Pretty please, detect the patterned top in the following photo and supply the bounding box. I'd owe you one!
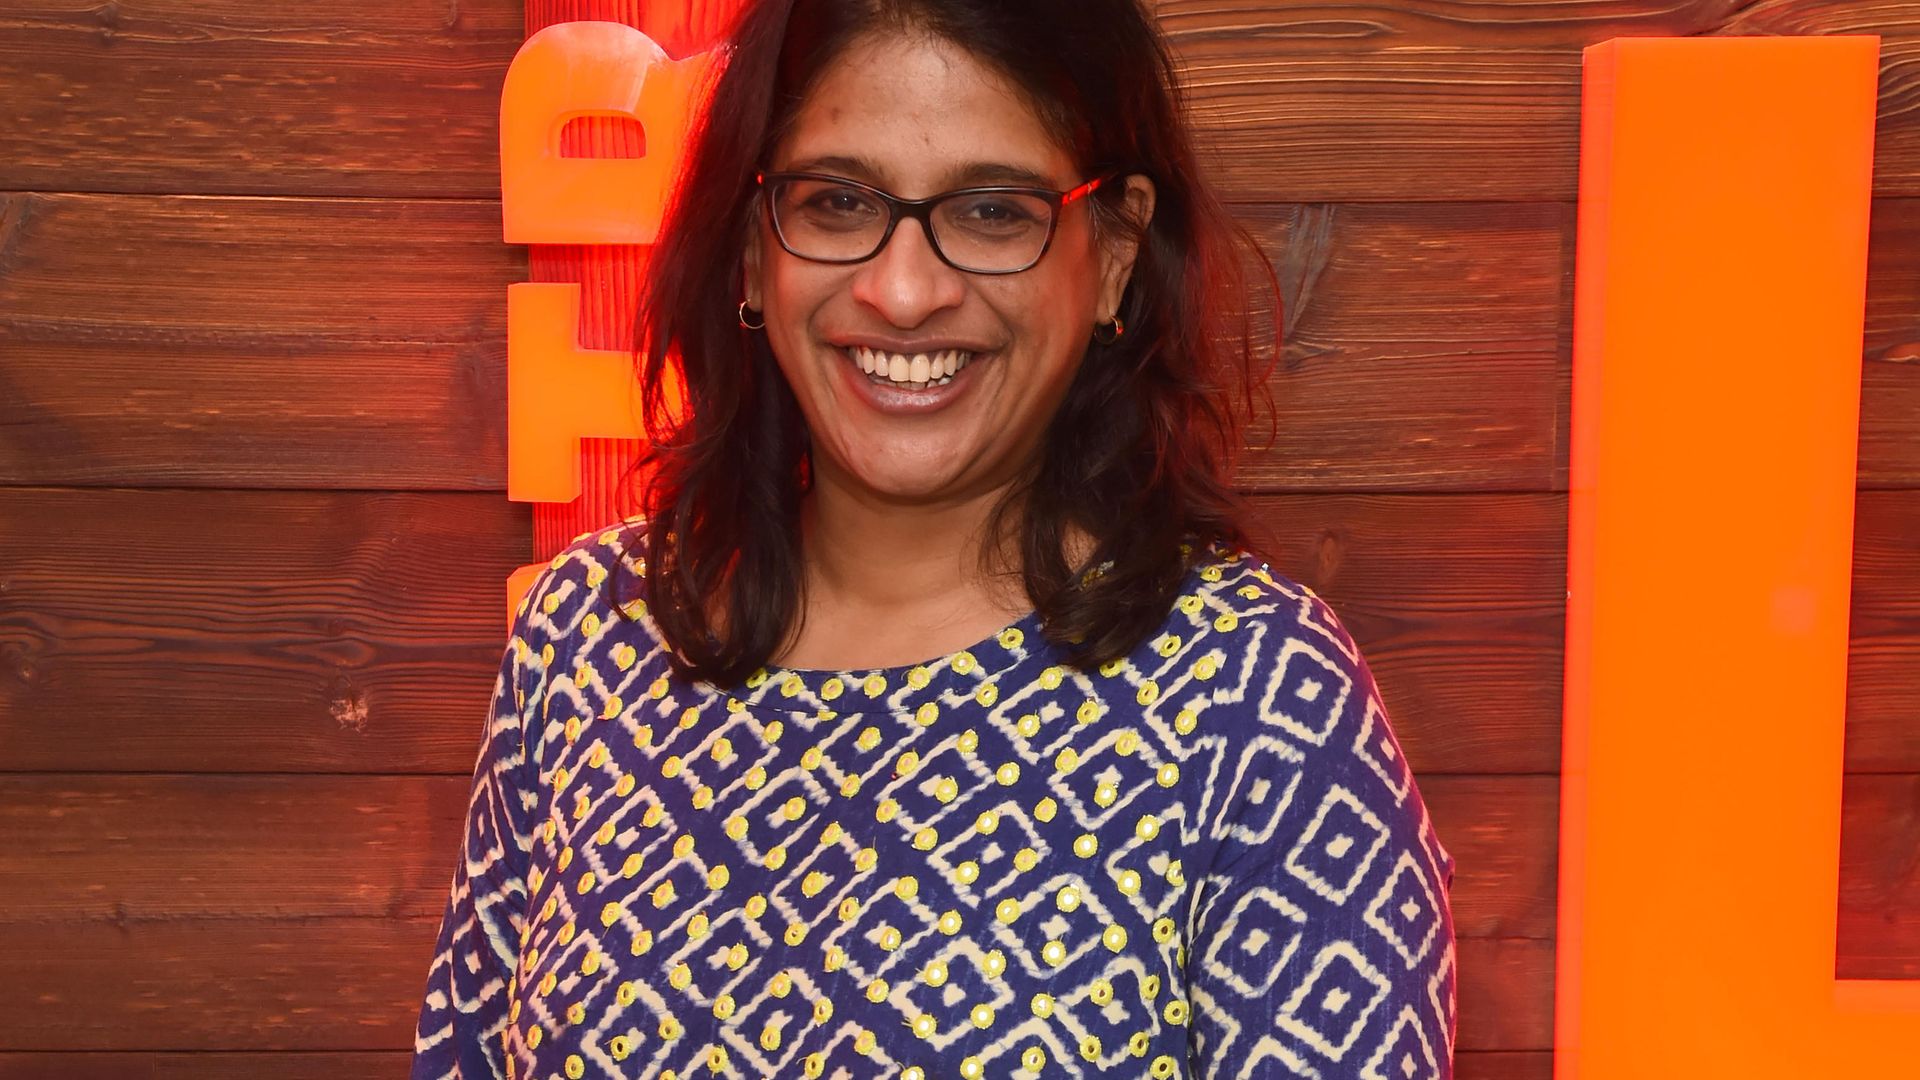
[410,518,1457,1080]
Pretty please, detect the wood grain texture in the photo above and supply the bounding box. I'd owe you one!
[1840,772,1920,979]
[0,923,1546,1051]
[0,770,1911,1048]
[0,1052,1552,1080]
[0,1053,406,1080]
[0,0,526,199]
[4,488,1914,775]
[0,774,1560,940]
[3,1,1916,203]
[4,193,1916,490]
[0,488,533,773]
[0,1053,1559,1076]
[0,192,523,488]
[0,488,1565,773]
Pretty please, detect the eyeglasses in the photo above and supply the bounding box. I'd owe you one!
[755,170,1114,275]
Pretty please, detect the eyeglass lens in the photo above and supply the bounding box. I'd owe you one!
[769,177,1056,272]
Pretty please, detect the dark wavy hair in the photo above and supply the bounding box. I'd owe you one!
[614,0,1281,686]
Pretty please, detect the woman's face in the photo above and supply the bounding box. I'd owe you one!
[744,28,1154,509]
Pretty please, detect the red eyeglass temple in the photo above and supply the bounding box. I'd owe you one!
[1062,176,1104,204]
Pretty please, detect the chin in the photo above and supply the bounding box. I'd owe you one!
[853,468,963,503]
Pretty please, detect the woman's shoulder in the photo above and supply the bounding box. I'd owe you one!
[1161,539,1396,767]
[1172,539,1453,880]
[1169,539,1364,671]
[510,513,654,641]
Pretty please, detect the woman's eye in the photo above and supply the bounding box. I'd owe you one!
[947,196,1042,233]
[805,189,877,216]
[962,200,1029,222]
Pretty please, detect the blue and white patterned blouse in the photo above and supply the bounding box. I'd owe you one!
[410,518,1457,1079]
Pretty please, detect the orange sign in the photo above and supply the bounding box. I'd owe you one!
[497,19,710,613]
[1558,34,1907,1078]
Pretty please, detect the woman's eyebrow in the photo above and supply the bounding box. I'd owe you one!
[780,153,1058,189]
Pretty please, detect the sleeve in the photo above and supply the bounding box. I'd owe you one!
[1185,587,1458,1080]
[409,562,567,1080]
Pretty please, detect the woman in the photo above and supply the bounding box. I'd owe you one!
[412,0,1457,1076]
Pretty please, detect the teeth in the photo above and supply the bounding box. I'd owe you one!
[847,346,976,388]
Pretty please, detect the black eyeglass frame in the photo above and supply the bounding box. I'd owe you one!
[754,169,1118,276]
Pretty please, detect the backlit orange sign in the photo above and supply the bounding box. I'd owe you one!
[1559,34,1907,1078]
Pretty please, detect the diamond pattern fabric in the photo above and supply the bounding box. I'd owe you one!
[410,518,1457,1079]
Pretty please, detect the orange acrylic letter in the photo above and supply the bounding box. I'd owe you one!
[507,282,683,503]
[500,20,717,244]
[1558,34,1910,1079]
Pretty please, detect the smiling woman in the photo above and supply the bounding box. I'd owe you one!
[408,2,1458,1078]
[627,0,1274,680]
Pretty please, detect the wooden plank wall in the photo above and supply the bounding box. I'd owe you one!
[1,1,1914,1076]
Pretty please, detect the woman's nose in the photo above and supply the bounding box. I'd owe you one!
[848,218,967,326]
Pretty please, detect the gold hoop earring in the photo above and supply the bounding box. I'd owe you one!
[1092,314,1124,346]
[738,300,765,330]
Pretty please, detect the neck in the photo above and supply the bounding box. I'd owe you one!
[797,461,1031,625]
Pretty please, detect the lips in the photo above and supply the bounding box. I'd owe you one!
[826,340,989,417]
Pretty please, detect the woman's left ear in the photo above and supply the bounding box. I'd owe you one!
[1096,174,1157,321]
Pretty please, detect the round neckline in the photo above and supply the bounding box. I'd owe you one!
[699,602,1059,719]
[656,531,1244,720]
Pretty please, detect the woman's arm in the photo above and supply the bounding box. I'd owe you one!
[1185,588,1458,1079]
[409,562,567,1080]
